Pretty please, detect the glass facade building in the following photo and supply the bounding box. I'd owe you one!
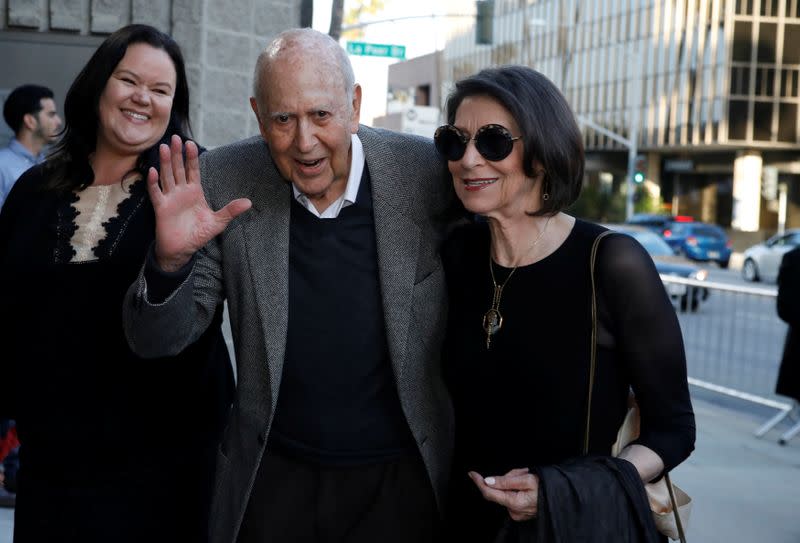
[438,0,800,232]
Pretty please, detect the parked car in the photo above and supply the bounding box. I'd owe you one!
[741,229,800,282]
[605,224,710,312]
[661,221,732,268]
[625,213,694,233]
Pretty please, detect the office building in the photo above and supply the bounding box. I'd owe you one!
[438,0,800,233]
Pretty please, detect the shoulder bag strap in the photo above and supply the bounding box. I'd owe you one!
[584,229,688,543]
[583,230,615,455]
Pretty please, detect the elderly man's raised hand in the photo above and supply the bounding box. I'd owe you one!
[147,135,252,272]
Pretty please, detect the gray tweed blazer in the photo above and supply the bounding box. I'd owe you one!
[123,125,455,543]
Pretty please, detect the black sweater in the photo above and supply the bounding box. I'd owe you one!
[0,165,233,542]
[268,168,415,465]
[442,219,694,541]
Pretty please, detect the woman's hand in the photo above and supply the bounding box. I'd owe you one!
[147,135,252,272]
[617,443,665,483]
[468,467,539,521]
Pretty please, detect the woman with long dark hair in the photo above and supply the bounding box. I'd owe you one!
[0,24,232,542]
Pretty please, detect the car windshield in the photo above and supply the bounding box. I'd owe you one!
[625,230,675,256]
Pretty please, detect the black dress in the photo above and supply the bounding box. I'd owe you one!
[0,166,234,543]
[442,219,695,541]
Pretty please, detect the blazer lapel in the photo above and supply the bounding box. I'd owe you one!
[241,152,291,409]
[360,127,421,383]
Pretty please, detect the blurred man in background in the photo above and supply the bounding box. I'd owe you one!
[0,84,62,209]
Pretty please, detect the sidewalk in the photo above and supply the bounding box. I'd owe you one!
[673,389,800,543]
[0,393,798,543]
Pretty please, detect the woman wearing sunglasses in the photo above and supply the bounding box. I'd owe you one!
[436,66,695,542]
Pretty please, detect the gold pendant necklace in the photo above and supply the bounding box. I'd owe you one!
[483,215,552,349]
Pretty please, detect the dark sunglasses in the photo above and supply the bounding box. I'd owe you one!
[434,123,521,162]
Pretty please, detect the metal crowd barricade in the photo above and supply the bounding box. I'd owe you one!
[659,275,799,444]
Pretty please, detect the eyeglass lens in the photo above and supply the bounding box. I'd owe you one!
[434,125,516,162]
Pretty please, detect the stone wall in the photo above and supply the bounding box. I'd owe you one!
[1,0,301,147]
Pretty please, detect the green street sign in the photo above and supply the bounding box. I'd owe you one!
[346,41,406,59]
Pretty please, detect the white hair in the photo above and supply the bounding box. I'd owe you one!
[252,28,355,109]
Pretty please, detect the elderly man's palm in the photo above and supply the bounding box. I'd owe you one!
[147,135,252,271]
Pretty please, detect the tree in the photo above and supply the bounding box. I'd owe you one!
[329,0,386,41]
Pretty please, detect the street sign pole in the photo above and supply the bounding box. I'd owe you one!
[577,49,641,221]
[625,49,642,221]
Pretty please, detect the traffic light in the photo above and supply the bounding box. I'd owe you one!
[476,0,494,45]
[634,155,646,184]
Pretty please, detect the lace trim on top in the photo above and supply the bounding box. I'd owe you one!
[66,176,144,263]
[94,177,147,260]
[72,185,115,261]
[53,192,80,264]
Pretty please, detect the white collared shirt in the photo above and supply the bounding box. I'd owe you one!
[291,134,365,219]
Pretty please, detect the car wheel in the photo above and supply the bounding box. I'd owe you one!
[719,259,729,269]
[742,258,760,282]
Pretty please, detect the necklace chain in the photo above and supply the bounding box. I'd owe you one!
[483,215,552,349]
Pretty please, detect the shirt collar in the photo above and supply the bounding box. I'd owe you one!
[9,138,45,164]
[291,133,365,218]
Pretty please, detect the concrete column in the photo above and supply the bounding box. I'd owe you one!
[646,152,661,202]
[701,184,716,223]
[732,151,762,232]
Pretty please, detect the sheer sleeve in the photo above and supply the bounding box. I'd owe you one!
[595,233,696,472]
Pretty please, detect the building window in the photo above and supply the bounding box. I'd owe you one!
[784,24,800,63]
[733,22,753,61]
[757,23,778,62]
[753,101,773,140]
[728,99,749,140]
[778,103,798,141]
[781,69,799,97]
[761,0,780,17]
[755,67,776,96]
[730,65,751,95]
[736,0,755,15]
[415,84,430,106]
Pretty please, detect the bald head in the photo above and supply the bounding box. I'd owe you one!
[252,28,355,110]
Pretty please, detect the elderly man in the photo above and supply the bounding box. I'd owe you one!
[124,28,454,543]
